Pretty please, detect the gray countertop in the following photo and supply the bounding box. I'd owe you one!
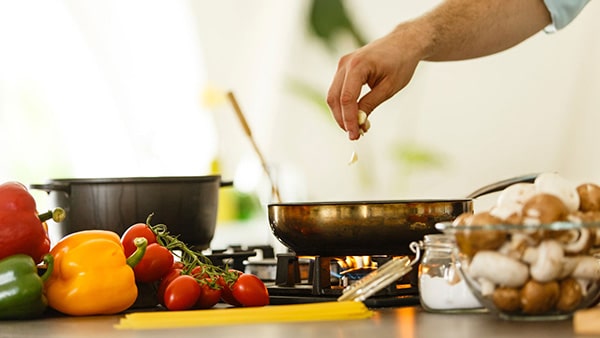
[0,305,586,338]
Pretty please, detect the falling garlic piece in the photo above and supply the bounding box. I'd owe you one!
[348,151,358,165]
[349,110,369,165]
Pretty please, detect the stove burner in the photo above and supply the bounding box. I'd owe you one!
[267,253,420,307]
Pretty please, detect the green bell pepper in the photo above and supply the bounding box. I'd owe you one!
[0,253,53,319]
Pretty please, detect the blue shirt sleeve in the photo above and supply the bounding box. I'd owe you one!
[543,0,591,32]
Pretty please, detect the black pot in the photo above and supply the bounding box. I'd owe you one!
[31,175,231,249]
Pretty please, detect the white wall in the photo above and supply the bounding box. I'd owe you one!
[1,1,599,248]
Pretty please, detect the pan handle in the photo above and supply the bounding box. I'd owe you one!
[466,173,538,199]
[29,182,71,194]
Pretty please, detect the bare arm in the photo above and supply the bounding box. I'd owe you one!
[327,0,552,140]
[421,0,552,60]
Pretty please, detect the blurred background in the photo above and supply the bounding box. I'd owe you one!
[1,0,599,248]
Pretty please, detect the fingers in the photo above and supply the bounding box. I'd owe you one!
[326,59,347,131]
[327,55,369,140]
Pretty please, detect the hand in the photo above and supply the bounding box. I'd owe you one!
[326,24,425,140]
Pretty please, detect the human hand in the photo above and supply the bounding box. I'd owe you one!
[326,25,424,140]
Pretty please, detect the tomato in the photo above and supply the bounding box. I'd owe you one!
[191,265,209,279]
[133,243,174,283]
[163,275,201,311]
[157,267,182,305]
[195,279,222,309]
[218,270,243,306]
[231,273,270,307]
[121,223,157,256]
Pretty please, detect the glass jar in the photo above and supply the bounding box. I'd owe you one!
[417,234,482,313]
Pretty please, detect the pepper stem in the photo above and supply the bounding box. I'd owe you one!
[38,208,66,223]
[40,254,54,282]
[126,237,148,268]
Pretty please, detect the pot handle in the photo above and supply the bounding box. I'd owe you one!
[220,180,234,187]
[29,182,71,194]
[466,173,538,199]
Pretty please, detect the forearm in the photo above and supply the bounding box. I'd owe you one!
[405,0,552,61]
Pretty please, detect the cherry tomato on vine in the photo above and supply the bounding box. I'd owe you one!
[164,275,201,311]
[231,273,270,307]
[121,223,157,256]
[218,269,243,306]
[191,265,210,279]
[195,279,223,309]
[157,266,183,305]
[133,243,174,283]
[172,261,185,270]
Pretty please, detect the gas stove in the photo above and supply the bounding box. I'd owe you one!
[261,253,420,307]
[219,244,421,308]
[132,244,420,310]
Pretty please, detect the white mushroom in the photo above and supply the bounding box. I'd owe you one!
[492,183,537,221]
[498,232,539,260]
[534,172,580,212]
[570,255,600,280]
[558,256,580,279]
[522,240,565,283]
[478,277,496,297]
[468,251,529,288]
[560,228,593,255]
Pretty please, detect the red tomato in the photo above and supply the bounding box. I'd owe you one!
[121,223,157,256]
[195,279,223,309]
[172,261,185,270]
[164,275,201,311]
[191,265,209,279]
[133,243,174,283]
[218,270,243,306]
[231,273,269,307]
[157,267,182,305]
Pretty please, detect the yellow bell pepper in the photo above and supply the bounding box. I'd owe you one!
[45,230,146,316]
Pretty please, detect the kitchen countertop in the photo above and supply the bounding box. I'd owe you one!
[1,305,586,338]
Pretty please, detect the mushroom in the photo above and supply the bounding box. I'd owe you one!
[522,240,565,282]
[468,251,529,288]
[491,183,537,222]
[567,211,600,247]
[452,212,473,226]
[534,172,580,212]
[521,193,569,226]
[558,256,580,279]
[520,279,560,315]
[478,277,496,297]
[490,204,523,225]
[554,227,594,255]
[497,183,537,207]
[498,232,539,260]
[455,212,507,256]
[577,183,600,212]
[492,287,521,313]
[556,278,583,312]
[570,255,600,280]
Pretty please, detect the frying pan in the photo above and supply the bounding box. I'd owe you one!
[268,174,537,256]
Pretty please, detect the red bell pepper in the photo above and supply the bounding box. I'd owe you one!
[0,182,65,263]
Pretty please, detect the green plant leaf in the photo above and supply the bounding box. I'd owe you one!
[308,0,367,49]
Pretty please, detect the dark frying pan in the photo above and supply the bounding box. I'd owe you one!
[268,174,537,256]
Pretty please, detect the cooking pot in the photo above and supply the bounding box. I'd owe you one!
[268,174,537,256]
[31,175,231,249]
